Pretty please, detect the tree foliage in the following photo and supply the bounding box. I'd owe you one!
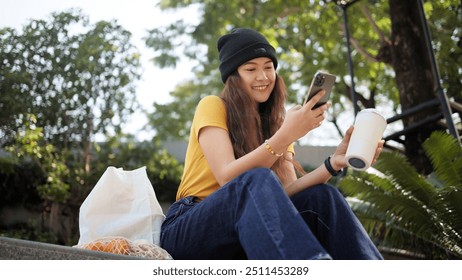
[145,0,461,173]
[0,8,142,149]
[0,10,184,245]
[5,115,70,202]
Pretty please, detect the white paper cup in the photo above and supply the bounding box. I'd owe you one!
[345,109,387,171]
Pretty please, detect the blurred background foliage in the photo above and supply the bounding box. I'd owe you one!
[0,9,182,245]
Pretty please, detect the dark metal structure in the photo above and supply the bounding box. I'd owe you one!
[336,0,461,146]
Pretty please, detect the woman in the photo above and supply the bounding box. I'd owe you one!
[160,28,384,260]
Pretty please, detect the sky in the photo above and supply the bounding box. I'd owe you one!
[0,0,198,140]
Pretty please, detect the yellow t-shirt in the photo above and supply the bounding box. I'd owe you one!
[176,95,227,201]
[176,95,293,201]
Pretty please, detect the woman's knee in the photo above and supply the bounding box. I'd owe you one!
[310,183,339,194]
[240,167,278,183]
[237,168,285,195]
[296,183,345,204]
[242,167,273,177]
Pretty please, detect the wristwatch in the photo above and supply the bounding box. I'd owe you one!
[324,156,342,176]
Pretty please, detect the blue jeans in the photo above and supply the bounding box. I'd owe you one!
[160,168,383,260]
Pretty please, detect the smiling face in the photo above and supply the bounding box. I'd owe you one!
[237,57,276,104]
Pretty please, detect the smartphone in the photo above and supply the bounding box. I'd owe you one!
[303,71,337,108]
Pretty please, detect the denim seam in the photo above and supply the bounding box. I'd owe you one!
[298,209,331,231]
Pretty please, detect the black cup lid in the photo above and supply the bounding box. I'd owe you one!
[348,158,366,169]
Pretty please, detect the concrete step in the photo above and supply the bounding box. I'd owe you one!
[0,237,143,260]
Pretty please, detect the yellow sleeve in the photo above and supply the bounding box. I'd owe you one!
[193,95,228,140]
[287,142,295,156]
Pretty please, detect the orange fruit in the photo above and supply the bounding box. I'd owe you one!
[105,238,130,255]
[83,237,131,255]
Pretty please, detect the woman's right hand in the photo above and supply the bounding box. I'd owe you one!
[279,90,330,143]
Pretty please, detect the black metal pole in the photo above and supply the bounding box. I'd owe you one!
[338,1,360,116]
[417,0,460,143]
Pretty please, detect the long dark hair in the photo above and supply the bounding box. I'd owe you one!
[220,73,303,179]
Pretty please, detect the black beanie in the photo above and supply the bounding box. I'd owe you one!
[217,28,278,83]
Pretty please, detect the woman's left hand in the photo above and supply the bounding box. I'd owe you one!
[330,125,385,170]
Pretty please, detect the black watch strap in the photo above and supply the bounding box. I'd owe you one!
[324,156,342,176]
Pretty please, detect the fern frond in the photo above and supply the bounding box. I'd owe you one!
[423,131,462,187]
[374,152,437,204]
[347,196,459,259]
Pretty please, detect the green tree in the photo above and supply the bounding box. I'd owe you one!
[0,8,142,170]
[145,0,461,173]
[0,9,144,244]
[339,131,462,259]
[5,115,70,203]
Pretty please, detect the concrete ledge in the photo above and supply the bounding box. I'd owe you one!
[0,237,143,260]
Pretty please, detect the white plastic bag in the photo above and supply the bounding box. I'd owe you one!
[77,166,165,246]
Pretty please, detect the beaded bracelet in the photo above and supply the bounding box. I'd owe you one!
[264,140,284,157]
